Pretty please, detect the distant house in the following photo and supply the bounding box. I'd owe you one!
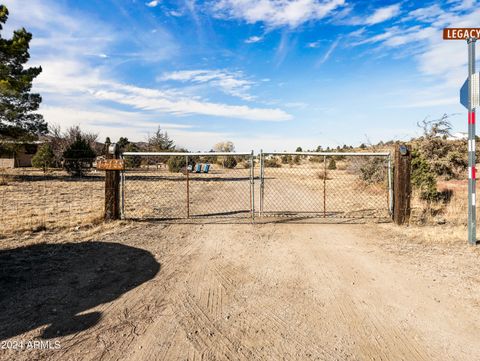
[0,140,43,168]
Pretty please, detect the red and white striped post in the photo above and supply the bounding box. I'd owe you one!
[467,38,476,245]
[444,29,480,244]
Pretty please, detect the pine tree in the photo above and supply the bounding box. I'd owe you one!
[32,143,54,172]
[0,5,46,138]
[63,136,96,176]
[148,126,174,151]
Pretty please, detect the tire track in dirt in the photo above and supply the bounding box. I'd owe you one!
[15,223,479,361]
[200,226,343,360]
[50,225,204,361]
[287,226,436,361]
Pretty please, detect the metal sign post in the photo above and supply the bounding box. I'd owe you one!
[467,38,477,245]
[444,28,480,245]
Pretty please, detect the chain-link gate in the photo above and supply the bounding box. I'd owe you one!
[121,152,255,220]
[120,151,392,222]
[258,152,392,221]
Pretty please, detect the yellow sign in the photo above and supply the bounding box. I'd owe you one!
[96,159,125,170]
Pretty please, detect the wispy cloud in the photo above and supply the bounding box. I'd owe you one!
[245,35,263,44]
[160,69,258,101]
[364,4,401,25]
[212,0,346,28]
[145,0,160,8]
[338,3,401,26]
[316,38,340,66]
[2,0,292,147]
[94,84,291,121]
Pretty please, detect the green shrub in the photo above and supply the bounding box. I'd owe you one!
[281,154,293,164]
[32,143,55,172]
[123,143,142,168]
[264,158,281,168]
[167,156,195,173]
[358,157,385,184]
[223,156,237,169]
[328,158,337,170]
[411,149,438,202]
[62,136,96,176]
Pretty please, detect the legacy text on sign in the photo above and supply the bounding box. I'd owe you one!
[443,28,480,40]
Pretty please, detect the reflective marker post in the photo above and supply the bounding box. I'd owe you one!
[467,38,477,245]
[444,28,480,245]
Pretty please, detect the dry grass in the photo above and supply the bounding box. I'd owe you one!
[0,168,104,236]
[410,179,479,227]
[15,156,475,237]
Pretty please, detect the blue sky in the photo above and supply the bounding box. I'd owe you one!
[2,0,480,151]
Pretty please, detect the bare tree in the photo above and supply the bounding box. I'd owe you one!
[213,141,235,152]
[417,114,452,139]
[48,124,98,167]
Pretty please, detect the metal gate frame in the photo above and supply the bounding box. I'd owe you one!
[119,150,392,221]
[120,151,255,220]
[258,151,393,218]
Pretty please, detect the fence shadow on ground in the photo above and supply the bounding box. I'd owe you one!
[0,241,160,340]
[125,215,392,225]
[4,173,105,183]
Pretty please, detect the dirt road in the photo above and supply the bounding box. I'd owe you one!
[1,223,479,360]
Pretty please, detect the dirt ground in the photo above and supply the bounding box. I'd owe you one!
[1,222,479,360]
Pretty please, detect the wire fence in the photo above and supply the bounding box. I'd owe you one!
[0,163,104,236]
[0,150,393,235]
[121,152,255,220]
[121,151,391,222]
[259,152,392,221]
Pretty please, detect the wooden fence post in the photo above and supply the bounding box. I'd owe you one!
[104,139,121,221]
[393,144,412,225]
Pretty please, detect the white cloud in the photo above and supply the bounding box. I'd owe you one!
[352,30,395,46]
[316,38,340,66]
[212,0,346,28]
[388,97,458,109]
[404,4,444,23]
[364,4,401,25]
[1,0,292,145]
[161,69,257,101]
[245,35,263,43]
[145,0,160,8]
[93,85,291,121]
[449,0,477,11]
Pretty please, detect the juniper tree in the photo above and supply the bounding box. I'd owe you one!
[0,5,46,138]
[32,143,54,172]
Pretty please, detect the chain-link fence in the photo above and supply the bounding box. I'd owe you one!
[259,152,392,221]
[121,152,255,220]
[120,151,392,222]
[0,149,393,235]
